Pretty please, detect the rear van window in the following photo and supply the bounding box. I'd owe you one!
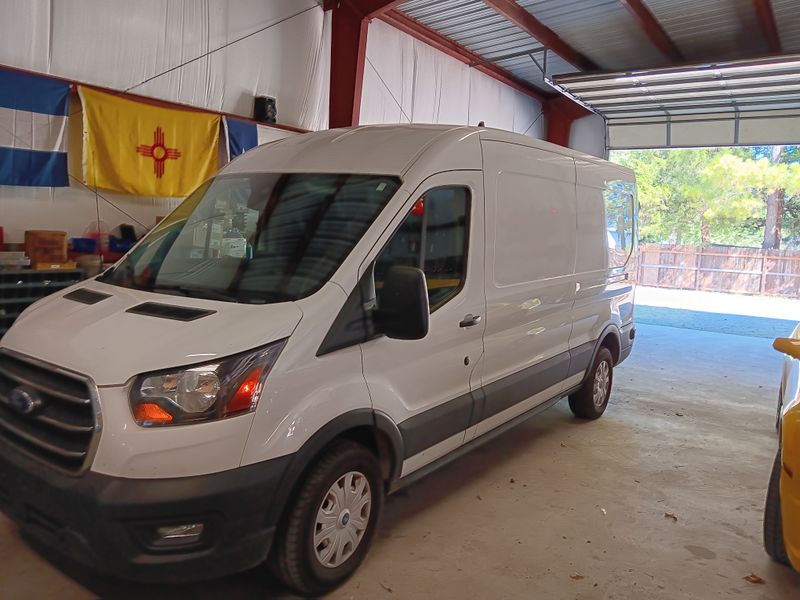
[605,180,636,269]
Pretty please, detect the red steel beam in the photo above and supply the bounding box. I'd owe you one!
[326,1,427,127]
[327,1,405,128]
[482,0,597,71]
[754,0,783,54]
[328,1,369,127]
[379,10,548,102]
[618,0,684,62]
[359,0,406,19]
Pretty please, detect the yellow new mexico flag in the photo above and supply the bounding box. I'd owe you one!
[79,87,220,197]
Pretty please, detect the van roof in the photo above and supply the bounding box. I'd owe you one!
[222,124,632,178]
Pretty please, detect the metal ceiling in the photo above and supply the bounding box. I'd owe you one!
[517,0,668,70]
[397,0,574,91]
[394,0,798,97]
[773,0,800,53]
[391,0,800,149]
[553,54,800,118]
[642,0,767,62]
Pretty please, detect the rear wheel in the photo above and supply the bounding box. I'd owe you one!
[764,452,790,566]
[270,440,383,597]
[569,347,613,420]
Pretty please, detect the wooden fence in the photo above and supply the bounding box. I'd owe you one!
[637,243,800,297]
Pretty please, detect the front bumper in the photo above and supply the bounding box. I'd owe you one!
[0,438,291,583]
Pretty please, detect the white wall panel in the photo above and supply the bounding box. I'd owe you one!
[414,41,470,126]
[0,0,50,73]
[0,0,330,241]
[569,114,606,158]
[361,65,410,125]
[40,0,329,131]
[360,19,415,125]
[361,20,543,138]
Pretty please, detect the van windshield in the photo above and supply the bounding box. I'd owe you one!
[99,173,402,304]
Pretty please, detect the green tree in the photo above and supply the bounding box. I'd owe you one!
[712,148,800,249]
[612,146,800,248]
[613,149,762,245]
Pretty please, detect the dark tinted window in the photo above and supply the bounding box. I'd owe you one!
[374,187,469,310]
[605,180,636,269]
[100,173,401,303]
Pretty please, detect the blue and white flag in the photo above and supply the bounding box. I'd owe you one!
[223,116,294,161]
[0,70,70,187]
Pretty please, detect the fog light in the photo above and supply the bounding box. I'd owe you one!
[154,523,205,546]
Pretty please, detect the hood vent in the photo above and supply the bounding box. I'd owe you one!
[64,288,111,305]
[126,302,216,322]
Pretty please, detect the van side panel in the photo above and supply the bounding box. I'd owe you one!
[474,140,577,433]
[571,158,636,358]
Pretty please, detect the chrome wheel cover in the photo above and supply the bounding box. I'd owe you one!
[313,471,372,569]
[593,360,611,407]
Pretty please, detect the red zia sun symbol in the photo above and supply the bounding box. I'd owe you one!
[136,126,181,178]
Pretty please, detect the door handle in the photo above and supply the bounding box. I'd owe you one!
[459,314,482,328]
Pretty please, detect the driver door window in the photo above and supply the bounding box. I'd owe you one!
[374,187,470,311]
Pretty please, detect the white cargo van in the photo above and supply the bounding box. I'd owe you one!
[0,125,636,595]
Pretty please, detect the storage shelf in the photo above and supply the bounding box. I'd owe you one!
[0,268,86,338]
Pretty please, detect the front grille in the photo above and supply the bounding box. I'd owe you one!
[0,352,96,473]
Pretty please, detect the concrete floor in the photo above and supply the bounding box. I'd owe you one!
[3,301,800,598]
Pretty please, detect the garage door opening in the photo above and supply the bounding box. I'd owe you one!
[610,144,800,341]
[611,145,800,299]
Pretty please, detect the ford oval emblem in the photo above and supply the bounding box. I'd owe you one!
[8,386,43,416]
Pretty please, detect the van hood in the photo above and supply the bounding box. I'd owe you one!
[0,280,303,386]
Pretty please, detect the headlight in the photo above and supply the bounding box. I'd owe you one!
[130,340,286,426]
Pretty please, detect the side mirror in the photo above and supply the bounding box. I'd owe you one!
[374,266,429,340]
[774,337,800,360]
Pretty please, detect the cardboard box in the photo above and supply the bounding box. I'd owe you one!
[25,230,68,264]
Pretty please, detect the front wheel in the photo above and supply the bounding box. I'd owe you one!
[270,440,384,597]
[764,452,790,566]
[569,347,613,420]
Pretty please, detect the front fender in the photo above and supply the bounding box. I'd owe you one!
[263,409,403,528]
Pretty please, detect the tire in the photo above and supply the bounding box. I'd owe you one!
[270,440,384,597]
[764,451,791,567]
[569,347,613,420]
